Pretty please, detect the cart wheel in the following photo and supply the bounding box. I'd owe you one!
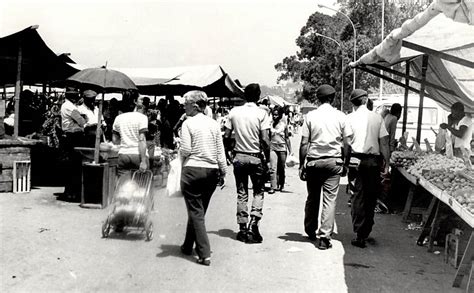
[102,219,111,238]
[145,221,153,241]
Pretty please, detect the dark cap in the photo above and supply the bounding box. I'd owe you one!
[349,89,368,101]
[316,84,336,99]
[83,90,97,98]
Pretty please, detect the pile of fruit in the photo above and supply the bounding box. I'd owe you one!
[422,170,474,215]
[452,188,474,215]
[406,153,465,178]
[390,151,418,168]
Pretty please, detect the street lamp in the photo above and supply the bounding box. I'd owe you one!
[317,3,356,90]
[314,33,344,111]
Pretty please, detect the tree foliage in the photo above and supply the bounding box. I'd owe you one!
[275,0,427,111]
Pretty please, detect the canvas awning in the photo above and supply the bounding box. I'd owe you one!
[261,95,296,107]
[0,26,79,87]
[349,0,474,141]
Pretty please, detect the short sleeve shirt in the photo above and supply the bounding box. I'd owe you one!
[302,103,352,158]
[225,102,271,153]
[347,105,388,154]
[113,112,148,155]
[453,115,473,149]
[61,99,83,133]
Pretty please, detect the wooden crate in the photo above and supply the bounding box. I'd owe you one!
[0,146,31,192]
[81,162,116,209]
[13,161,31,193]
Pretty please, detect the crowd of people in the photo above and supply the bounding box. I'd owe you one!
[3,81,471,267]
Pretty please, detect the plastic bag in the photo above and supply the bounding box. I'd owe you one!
[434,128,446,152]
[166,157,182,197]
[286,154,298,168]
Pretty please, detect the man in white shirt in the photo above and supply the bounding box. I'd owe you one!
[60,89,86,200]
[440,102,473,158]
[112,94,148,176]
[299,84,352,250]
[346,89,390,248]
[224,83,271,243]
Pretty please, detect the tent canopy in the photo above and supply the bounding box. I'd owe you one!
[351,1,474,114]
[69,64,244,98]
[261,95,295,107]
[0,26,79,87]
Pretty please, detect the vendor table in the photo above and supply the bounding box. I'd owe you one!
[396,166,473,290]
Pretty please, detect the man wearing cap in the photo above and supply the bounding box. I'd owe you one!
[299,84,352,250]
[224,83,271,243]
[346,89,390,248]
[60,89,86,200]
[78,90,105,147]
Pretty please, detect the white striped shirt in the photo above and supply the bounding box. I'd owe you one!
[180,113,227,175]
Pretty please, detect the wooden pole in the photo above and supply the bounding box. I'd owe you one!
[13,43,23,138]
[93,92,104,164]
[416,55,429,143]
[402,60,410,134]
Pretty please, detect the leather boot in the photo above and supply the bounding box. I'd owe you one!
[247,218,263,243]
[236,223,248,242]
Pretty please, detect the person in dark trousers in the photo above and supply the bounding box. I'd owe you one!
[60,89,86,200]
[299,85,352,250]
[346,89,390,248]
[179,91,227,266]
[224,83,271,244]
[269,106,291,193]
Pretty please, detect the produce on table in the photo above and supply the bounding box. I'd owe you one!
[390,151,418,168]
[422,169,474,214]
[407,153,465,177]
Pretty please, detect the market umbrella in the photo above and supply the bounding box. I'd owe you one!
[66,66,138,163]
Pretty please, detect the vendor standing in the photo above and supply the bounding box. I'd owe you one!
[60,89,86,200]
[77,90,104,147]
[440,102,473,158]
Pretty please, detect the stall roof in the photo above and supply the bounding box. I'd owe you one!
[351,0,474,113]
[0,26,79,87]
[69,63,244,97]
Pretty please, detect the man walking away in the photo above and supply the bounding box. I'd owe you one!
[346,89,390,248]
[224,83,271,243]
[299,85,352,250]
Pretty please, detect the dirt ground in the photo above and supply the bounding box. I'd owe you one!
[1,133,471,292]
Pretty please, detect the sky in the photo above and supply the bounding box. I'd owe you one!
[0,0,337,86]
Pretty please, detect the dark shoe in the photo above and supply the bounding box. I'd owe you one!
[307,234,317,241]
[115,224,124,233]
[196,258,211,266]
[236,230,248,242]
[318,237,332,250]
[181,245,193,256]
[351,238,366,248]
[247,224,263,243]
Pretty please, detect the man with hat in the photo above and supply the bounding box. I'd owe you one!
[224,83,271,243]
[60,88,86,200]
[299,84,352,250]
[346,89,390,248]
[78,90,104,147]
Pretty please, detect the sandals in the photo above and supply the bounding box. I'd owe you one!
[196,258,211,266]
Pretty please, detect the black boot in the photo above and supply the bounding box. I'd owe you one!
[236,223,248,242]
[247,218,263,243]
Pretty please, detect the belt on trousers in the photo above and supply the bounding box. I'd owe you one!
[234,151,261,158]
[352,153,380,159]
[307,156,340,161]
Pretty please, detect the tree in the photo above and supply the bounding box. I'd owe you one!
[275,0,428,111]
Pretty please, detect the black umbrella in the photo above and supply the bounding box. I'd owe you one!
[67,66,137,163]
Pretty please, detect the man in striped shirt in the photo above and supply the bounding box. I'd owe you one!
[180,91,226,266]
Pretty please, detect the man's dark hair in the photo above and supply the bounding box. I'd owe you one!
[390,103,402,116]
[244,83,261,103]
[351,97,364,107]
[452,102,464,112]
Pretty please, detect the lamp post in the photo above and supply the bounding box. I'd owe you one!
[317,3,356,90]
[314,33,344,111]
